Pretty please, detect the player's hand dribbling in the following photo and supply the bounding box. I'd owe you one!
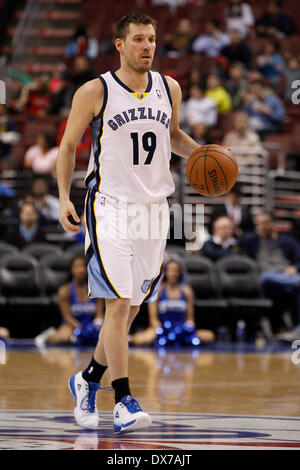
[59,199,81,232]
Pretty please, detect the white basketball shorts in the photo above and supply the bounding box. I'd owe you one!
[85,189,169,306]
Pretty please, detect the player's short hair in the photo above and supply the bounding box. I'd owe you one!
[114,13,157,40]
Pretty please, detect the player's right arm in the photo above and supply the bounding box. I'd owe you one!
[56,79,103,232]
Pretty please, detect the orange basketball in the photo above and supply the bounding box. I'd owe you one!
[186,144,238,197]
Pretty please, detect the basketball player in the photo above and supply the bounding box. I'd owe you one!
[56,13,200,433]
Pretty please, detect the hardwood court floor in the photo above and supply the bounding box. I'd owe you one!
[1,345,300,450]
[1,346,300,415]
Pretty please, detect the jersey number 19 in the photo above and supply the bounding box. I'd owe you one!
[130,131,157,165]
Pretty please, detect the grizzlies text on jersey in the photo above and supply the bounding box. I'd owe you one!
[85,71,175,203]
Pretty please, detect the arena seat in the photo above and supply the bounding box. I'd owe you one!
[66,244,85,260]
[184,255,229,330]
[216,255,267,298]
[264,134,293,170]
[39,254,71,302]
[22,121,58,148]
[184,255,226,301]
[22,243,64,261]
[165,245,187,260]
[0,254,48,304]
[0,242,19,258]
[216,255,274,339]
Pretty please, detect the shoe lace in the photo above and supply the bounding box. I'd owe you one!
[86,384,113,413]
[87,383,100,413]
[124,397,142,414]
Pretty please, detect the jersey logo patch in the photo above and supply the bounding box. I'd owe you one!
[131,92,148,101]
[141,279,153,294]
[156,89,162,99]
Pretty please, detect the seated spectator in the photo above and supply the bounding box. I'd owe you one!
[0,179,16,198]
[225,62,248,108]
[15,75,51,118]
[64,24,99,59]
[223,111,261,159]
[255,0,294,38]
[192,19,230,58]
[189,121,212,146]
[30,176,60,223]
[48,71,75,116]
[240,212,300,336]
[35,255,104,347]
[24,132,58,175]
[0,104,20,169]
[130,259,215,346]
[72,56,97,90]
[48,63,68,94]
[202,216,242,262]
[187,66,207,89]
[282,56,300,103]
[184,83,218,128]
[5,201,45,249]
[162,18,195,57]
[224,0,254,38]
[256,39,284,87]
[205,74,232,113]
[220,29,252,71]
[247,70,274,96]
[98,24,115,55]
[209,182,254,236]
[85,28,100,59]
[243,79,285,137]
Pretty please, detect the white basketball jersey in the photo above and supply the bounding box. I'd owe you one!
[85,70,175,203]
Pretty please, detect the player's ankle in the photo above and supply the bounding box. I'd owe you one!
[111,377,131,404]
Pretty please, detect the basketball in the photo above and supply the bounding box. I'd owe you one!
[186,144,238,197]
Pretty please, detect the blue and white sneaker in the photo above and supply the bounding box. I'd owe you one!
[69,371,100,430]
[113,395,152,434]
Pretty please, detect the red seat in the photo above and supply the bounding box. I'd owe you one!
[264,134,293,169]
[23,121,58,148]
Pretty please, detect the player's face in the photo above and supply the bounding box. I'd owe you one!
[117,23,156,73]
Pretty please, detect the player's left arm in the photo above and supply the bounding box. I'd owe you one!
[166,76,200,159]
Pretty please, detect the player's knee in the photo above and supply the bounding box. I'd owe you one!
[130,306,140,316]
[105,298,131,320]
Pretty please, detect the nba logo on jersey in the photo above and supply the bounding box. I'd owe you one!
[141,279,153,294]
[156,89,162,99]
[100,195,106,206]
